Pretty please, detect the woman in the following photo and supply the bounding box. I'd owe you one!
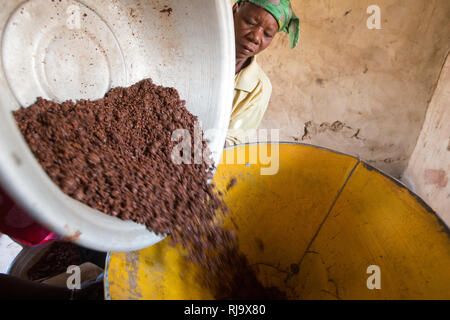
[226,0,300,145]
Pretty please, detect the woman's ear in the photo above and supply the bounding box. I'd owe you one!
[233,2,244,16]
[232,3,238,16]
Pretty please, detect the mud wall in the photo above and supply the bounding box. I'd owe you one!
[256,0,450,178]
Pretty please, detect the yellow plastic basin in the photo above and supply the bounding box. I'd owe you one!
[105,143,450,300]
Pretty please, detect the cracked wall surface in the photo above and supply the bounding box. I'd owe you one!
[255,0,450,178]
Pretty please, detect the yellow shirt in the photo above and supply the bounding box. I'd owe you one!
[226,56,272,145]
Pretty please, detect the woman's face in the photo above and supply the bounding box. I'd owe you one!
[233,2,279,60]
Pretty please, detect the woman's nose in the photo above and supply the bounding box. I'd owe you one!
[248,28,263,45]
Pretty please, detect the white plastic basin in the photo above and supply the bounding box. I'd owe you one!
[0,0,235,252]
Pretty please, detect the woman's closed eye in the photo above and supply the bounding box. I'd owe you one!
[244,19,256,26]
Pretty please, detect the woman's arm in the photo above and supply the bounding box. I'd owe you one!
[0,273,103,300]
[0,273,71,300]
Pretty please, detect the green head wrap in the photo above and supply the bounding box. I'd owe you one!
[235,0,300,49]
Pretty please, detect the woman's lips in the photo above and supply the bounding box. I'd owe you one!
[239,44,255,55]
